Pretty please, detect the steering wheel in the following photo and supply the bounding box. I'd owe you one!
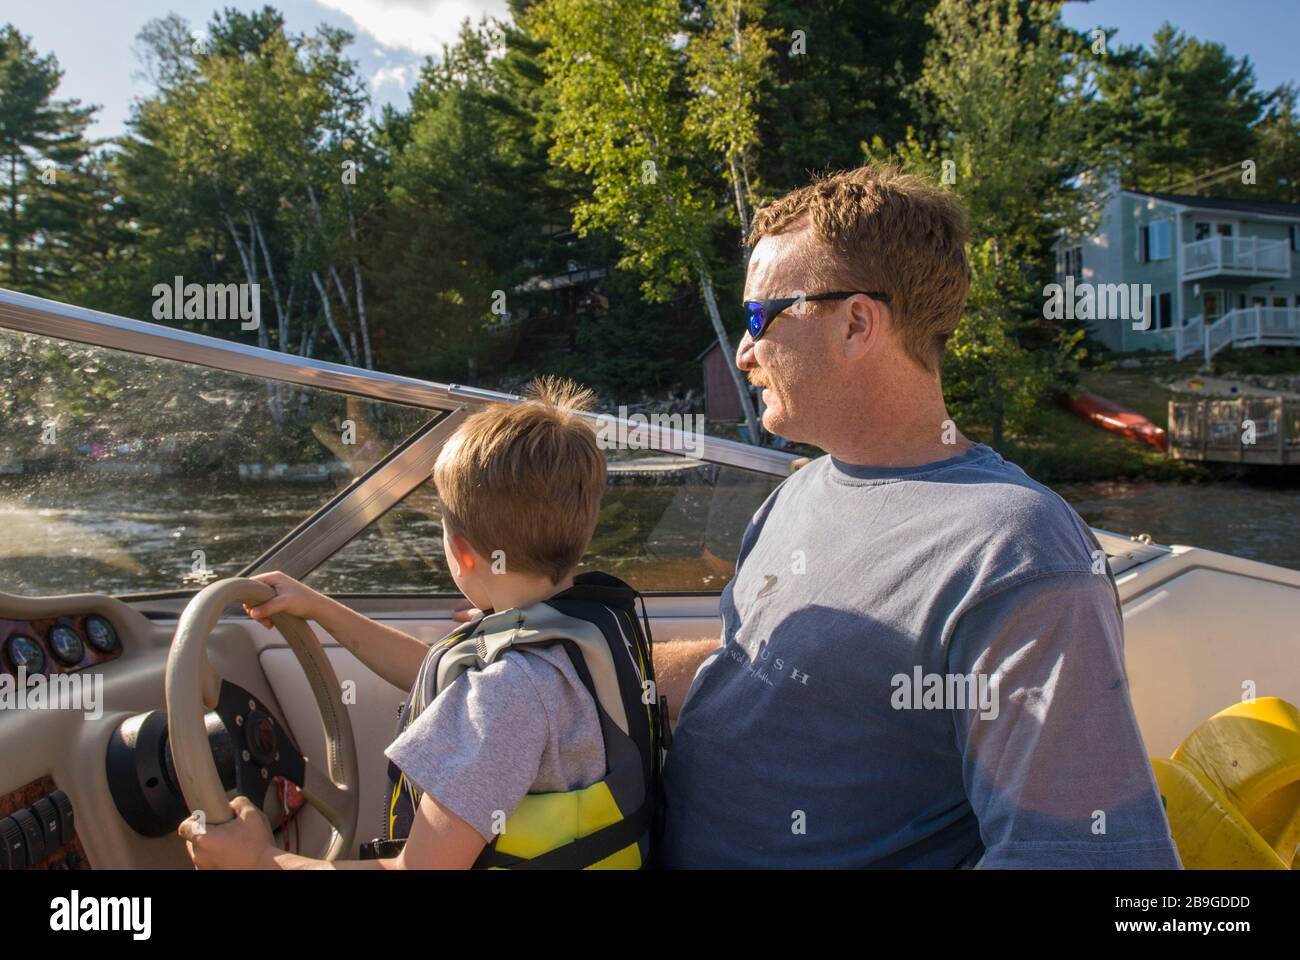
[165,577,359,860]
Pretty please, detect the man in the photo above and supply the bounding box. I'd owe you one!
[656,165,1180,868]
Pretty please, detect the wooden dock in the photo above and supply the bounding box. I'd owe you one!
[1169,397,1300,465]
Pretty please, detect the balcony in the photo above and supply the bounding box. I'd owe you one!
[1183,235,1291,280]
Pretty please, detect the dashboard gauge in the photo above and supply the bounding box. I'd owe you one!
[47,625,85,666]
[84,615,119,653]
[5,635,45,675]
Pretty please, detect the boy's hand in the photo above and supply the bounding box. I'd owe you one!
[244,571,325,628]
[178,796,277,869]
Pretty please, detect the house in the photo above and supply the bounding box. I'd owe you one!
[1056,179,1300,362]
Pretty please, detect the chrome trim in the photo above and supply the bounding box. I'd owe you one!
[0,287,794,477]
[242,408,468,579]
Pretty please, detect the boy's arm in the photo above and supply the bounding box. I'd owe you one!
[246,571,428,692]
[653,637,720,728]
[182,793,484,870]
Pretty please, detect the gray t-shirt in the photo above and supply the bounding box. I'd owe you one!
[661,444,1181,868]
[385,643,606,841]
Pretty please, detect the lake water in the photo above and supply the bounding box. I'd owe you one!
[1056,480,1300,570]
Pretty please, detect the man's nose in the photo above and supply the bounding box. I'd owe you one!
[736,330,756,371]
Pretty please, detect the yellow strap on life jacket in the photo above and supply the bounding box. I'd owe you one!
[489,779,642,870]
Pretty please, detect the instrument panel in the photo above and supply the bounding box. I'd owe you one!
[1,613,122,678]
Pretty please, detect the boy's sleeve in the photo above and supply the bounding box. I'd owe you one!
[947,571,1182,869]
[384,651,549,841]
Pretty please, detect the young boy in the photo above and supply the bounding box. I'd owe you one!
[180,377,664,869]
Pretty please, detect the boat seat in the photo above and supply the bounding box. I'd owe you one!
[1153,697,1300,869]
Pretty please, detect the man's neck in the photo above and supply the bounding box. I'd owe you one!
[818,377,973,469]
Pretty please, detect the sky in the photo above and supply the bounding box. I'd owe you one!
[10,0,1300,142]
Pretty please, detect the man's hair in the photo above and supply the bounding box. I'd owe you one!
[748,164,971,371]
[433,376,606,585]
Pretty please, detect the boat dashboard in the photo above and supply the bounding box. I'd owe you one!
[0,588,297,871]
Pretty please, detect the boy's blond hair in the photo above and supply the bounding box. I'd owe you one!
[432,376,606,585]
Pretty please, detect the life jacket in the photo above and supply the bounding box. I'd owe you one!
[363,572,668,868]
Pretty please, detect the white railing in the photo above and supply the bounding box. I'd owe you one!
[1174,314,1204,360]
[1203,306,1300,362]
[1184,235,1291,279]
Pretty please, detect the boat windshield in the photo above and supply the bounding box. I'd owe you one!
[0,327,432,596]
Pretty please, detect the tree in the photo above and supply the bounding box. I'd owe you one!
[1252,83,1300,204]
[756,0,935,191]
[530,0,763,442]
[0,24,98,296]
[1088,24,1271,192]
[868,0,1094,450]
[684,0,778,261]
[120,7,380,384]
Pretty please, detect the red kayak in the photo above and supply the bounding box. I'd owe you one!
[1059,392,1169,452]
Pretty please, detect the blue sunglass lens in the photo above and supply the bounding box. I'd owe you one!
[745,302,766,338]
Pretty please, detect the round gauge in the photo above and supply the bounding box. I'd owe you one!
[47,625,85,666]
[84,615,119,653]
[5,635,46,675]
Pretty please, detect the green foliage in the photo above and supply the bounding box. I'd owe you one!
[530,0,716,301]
[1087,24,1272,192]
[867,0,1095,450]
[0,24,102,296]
[755,0,934,190]
[684,0,778,245]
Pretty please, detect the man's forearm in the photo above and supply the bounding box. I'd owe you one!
[311,596,429,691]
[653,638,719,728]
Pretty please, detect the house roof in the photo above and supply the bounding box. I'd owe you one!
[696,340,723,361]
[1127,189,1300,219]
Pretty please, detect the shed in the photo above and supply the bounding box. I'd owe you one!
[697,340,743,421]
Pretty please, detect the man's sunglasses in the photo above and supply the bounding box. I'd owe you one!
[744,291,891,341]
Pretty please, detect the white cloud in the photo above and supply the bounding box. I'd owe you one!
[316,0,510,55]
[372,63,417,91]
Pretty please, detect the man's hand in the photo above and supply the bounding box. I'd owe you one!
[244,571,326,628]
[178,796,278,870]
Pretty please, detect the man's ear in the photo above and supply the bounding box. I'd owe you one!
[841,296,880,361]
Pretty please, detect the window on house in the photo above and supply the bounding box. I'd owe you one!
[1217,223,1234,237]
[1156,292,1173,329]
[1138,225,1149,263]
[1290,224,1298,251]
[1203,291,1224,321]
[1061,244,1083,277]
[1148,220,1172,260]
[1194,222,1212,241]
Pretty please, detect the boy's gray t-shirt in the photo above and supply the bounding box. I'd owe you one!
[385,643,606,840]
[661,443,1180,868]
